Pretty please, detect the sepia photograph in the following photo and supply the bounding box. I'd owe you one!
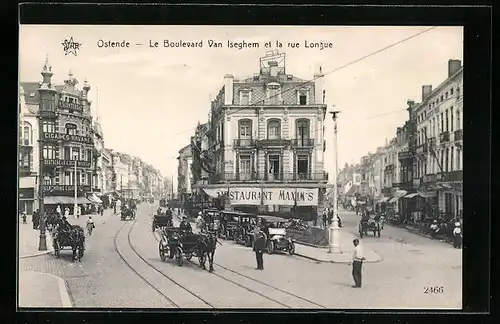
[18,25,464,310]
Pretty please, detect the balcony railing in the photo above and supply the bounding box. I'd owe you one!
[38,109,58,119]
[43,159,92,168]
[57,101,84,112]
[291,138,315,147]
[42,131,94,145]
[416,143,428,155]
[20,138,32,146]
[257,139,291,147]
[422,174,437,183]
[440,131,450,143]
[233,139,257,147]
[210,172,328,183]
[42,184,91,196]
[436,170,463,182]
[19,164,31,174]
[398,150,413,160]
[454,129,463,141]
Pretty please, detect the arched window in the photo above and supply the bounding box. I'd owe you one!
[65,123,78,135]
[22,122,33,145]
[296,119,310,145]
[238,119,252,141]
[267,119,281,140]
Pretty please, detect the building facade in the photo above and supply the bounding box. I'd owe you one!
[23,58,97,210]
[196,52,329,220]
[177,144,193,205]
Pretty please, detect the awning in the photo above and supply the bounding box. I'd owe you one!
[87,193,102,204]
[388,197,399,203]
[378,197,389,203]
[404,193,419,199]
[417,192,431,198]
[77,197,92,204]
[44,196,74,204]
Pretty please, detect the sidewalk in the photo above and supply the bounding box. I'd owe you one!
[294,230,382,263]
[18,223,53,259]
[19,270,73,308]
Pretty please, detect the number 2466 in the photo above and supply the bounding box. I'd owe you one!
[424,286,444,294]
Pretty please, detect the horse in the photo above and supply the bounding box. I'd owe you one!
[69,225,85,262]
[197,231,221,272]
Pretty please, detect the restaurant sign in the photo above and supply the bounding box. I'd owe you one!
[44,159,91,168]
[43,132,93,145]
[202,187,319,206]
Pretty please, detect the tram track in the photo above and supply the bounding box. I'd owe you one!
[113,217,215,308]
[150,228,327,309]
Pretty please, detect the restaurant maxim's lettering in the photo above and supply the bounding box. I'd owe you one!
[43,132,93,144]
[44,159,91,168]
[202,187,319,206]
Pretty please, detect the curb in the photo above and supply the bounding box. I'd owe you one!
[295,252,382,264]
[20,250,53,259]
[42,272,74,307]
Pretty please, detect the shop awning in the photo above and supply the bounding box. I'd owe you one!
[404,193,419,199]
[77,197,92,204]
[378,197,389,203]
[388,197,399,203]
[44,196,74,204]
[88,193,102,204]
[418,192,431,198]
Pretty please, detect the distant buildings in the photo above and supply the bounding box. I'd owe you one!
[338,59,463,223]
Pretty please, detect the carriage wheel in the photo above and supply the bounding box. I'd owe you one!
[159,242,167,262]
[267,241,275,254]
[175,247,184,266]
[152,222,156,232]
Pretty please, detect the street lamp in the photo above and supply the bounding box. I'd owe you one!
[36,115,47,251]
[328,110,341,254]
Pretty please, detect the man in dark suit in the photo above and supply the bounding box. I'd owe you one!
[253,226,267,270]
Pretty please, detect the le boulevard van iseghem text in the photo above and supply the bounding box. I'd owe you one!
[19,26,463,310]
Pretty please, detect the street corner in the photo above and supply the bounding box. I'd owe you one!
[19,231,54,259]
[294,242,382,264]
[18,270,73,308]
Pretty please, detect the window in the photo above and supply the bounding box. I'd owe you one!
[240,90,250,105]
[72,147,80,160]
[450,146,454,171]
[19,152,30,168]
[267,119,281,140]
[42,121,56,133]
[457,148,461,170]
[65,171,71,185]
[22,122,32,145]
[440,95,444,102]
[239,155,252,180]
[64,147,71,160]
[445,91,448,99]
[440,113,444,133]
[297,90,309,105]
[450,87,454,95]
[238,119,252,143]
[297,155,309,179]
[445,148,449,172]
[296,119,310,144]
[268,154,280,179]
[440,150,444,172]
[266,83,282,105]
[450,107,454,132]
[456,110,461,130]
[66,123,77,135]
[42,145,57,159]
[432,118,435,137]
[41,99,55,112]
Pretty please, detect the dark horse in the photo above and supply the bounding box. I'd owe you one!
[53,225,85,262]
[197,231,221,272]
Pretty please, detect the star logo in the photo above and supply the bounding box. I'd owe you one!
[61,37,82,56]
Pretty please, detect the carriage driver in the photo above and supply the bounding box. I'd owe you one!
[179,216,193,234]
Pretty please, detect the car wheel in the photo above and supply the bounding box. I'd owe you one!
[267,241,275,254]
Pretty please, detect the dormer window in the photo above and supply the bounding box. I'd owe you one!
[266,82,282,105]
[240,90,251,105]
[297,90,309,105]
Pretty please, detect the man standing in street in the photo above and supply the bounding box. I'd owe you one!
[253,226,267,270]
[348,238,365,288]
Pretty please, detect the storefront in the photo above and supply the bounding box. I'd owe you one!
[19,188,36,215]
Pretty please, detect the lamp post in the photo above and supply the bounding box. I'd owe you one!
[328,110,341,254]
[37,114,47,251]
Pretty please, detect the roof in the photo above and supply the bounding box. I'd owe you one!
[20,82,42,105]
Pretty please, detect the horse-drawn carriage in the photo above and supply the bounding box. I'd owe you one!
[121,204,136,221]
[200,208,221,233]
[152,207,173,232]
[258,215,295,255]
[52,224,85,261]
[158,227,218,272]
[358,214,382,238]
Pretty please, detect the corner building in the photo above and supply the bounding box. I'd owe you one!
[199,52,328,220]
[27,58,96,209]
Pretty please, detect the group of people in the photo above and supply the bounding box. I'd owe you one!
[429,219,462,248]
[320,208,343,229]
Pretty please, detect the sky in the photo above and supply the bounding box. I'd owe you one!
[19,25,463,189]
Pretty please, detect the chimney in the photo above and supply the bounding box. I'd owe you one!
[422,85,433,101]
[268,61,279,77]
[448,59,462,78]
[223,74,234,105]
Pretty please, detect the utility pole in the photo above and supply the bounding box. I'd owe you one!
[74,159,78,218]
[328,110,341,254]
[37,113,47,251]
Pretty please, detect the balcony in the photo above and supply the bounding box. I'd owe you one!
[42,184,91,196]
[43,159,92,168]
[57,101,84,113]
[42,131,94,145]
[210,172,328,183]
[384,164,394,171]
[38,109,58,119]
[233,139,257,148]
[416,143,428,155]
[436,170,463,182]
[398,150,413,161]
[19,164,31,174]
[422,173,437,184]
[291,138,315,148]
[257,139,291,148]
[283,172,328,181]
[454,129,463,142]
[439,131,450,143]
[20,138,32,147]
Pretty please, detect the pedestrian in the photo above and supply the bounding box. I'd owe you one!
[32,210,39,229]
[348,238,365,288]
[77,205,81,219]
[64,207,70,219]
[253,226,267,270]
[322,210,328,229]
[21,211,27,224]
[452,221,462,248]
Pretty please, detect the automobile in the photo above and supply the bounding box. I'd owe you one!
[233,213,258,247]
[258,215,295,255]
